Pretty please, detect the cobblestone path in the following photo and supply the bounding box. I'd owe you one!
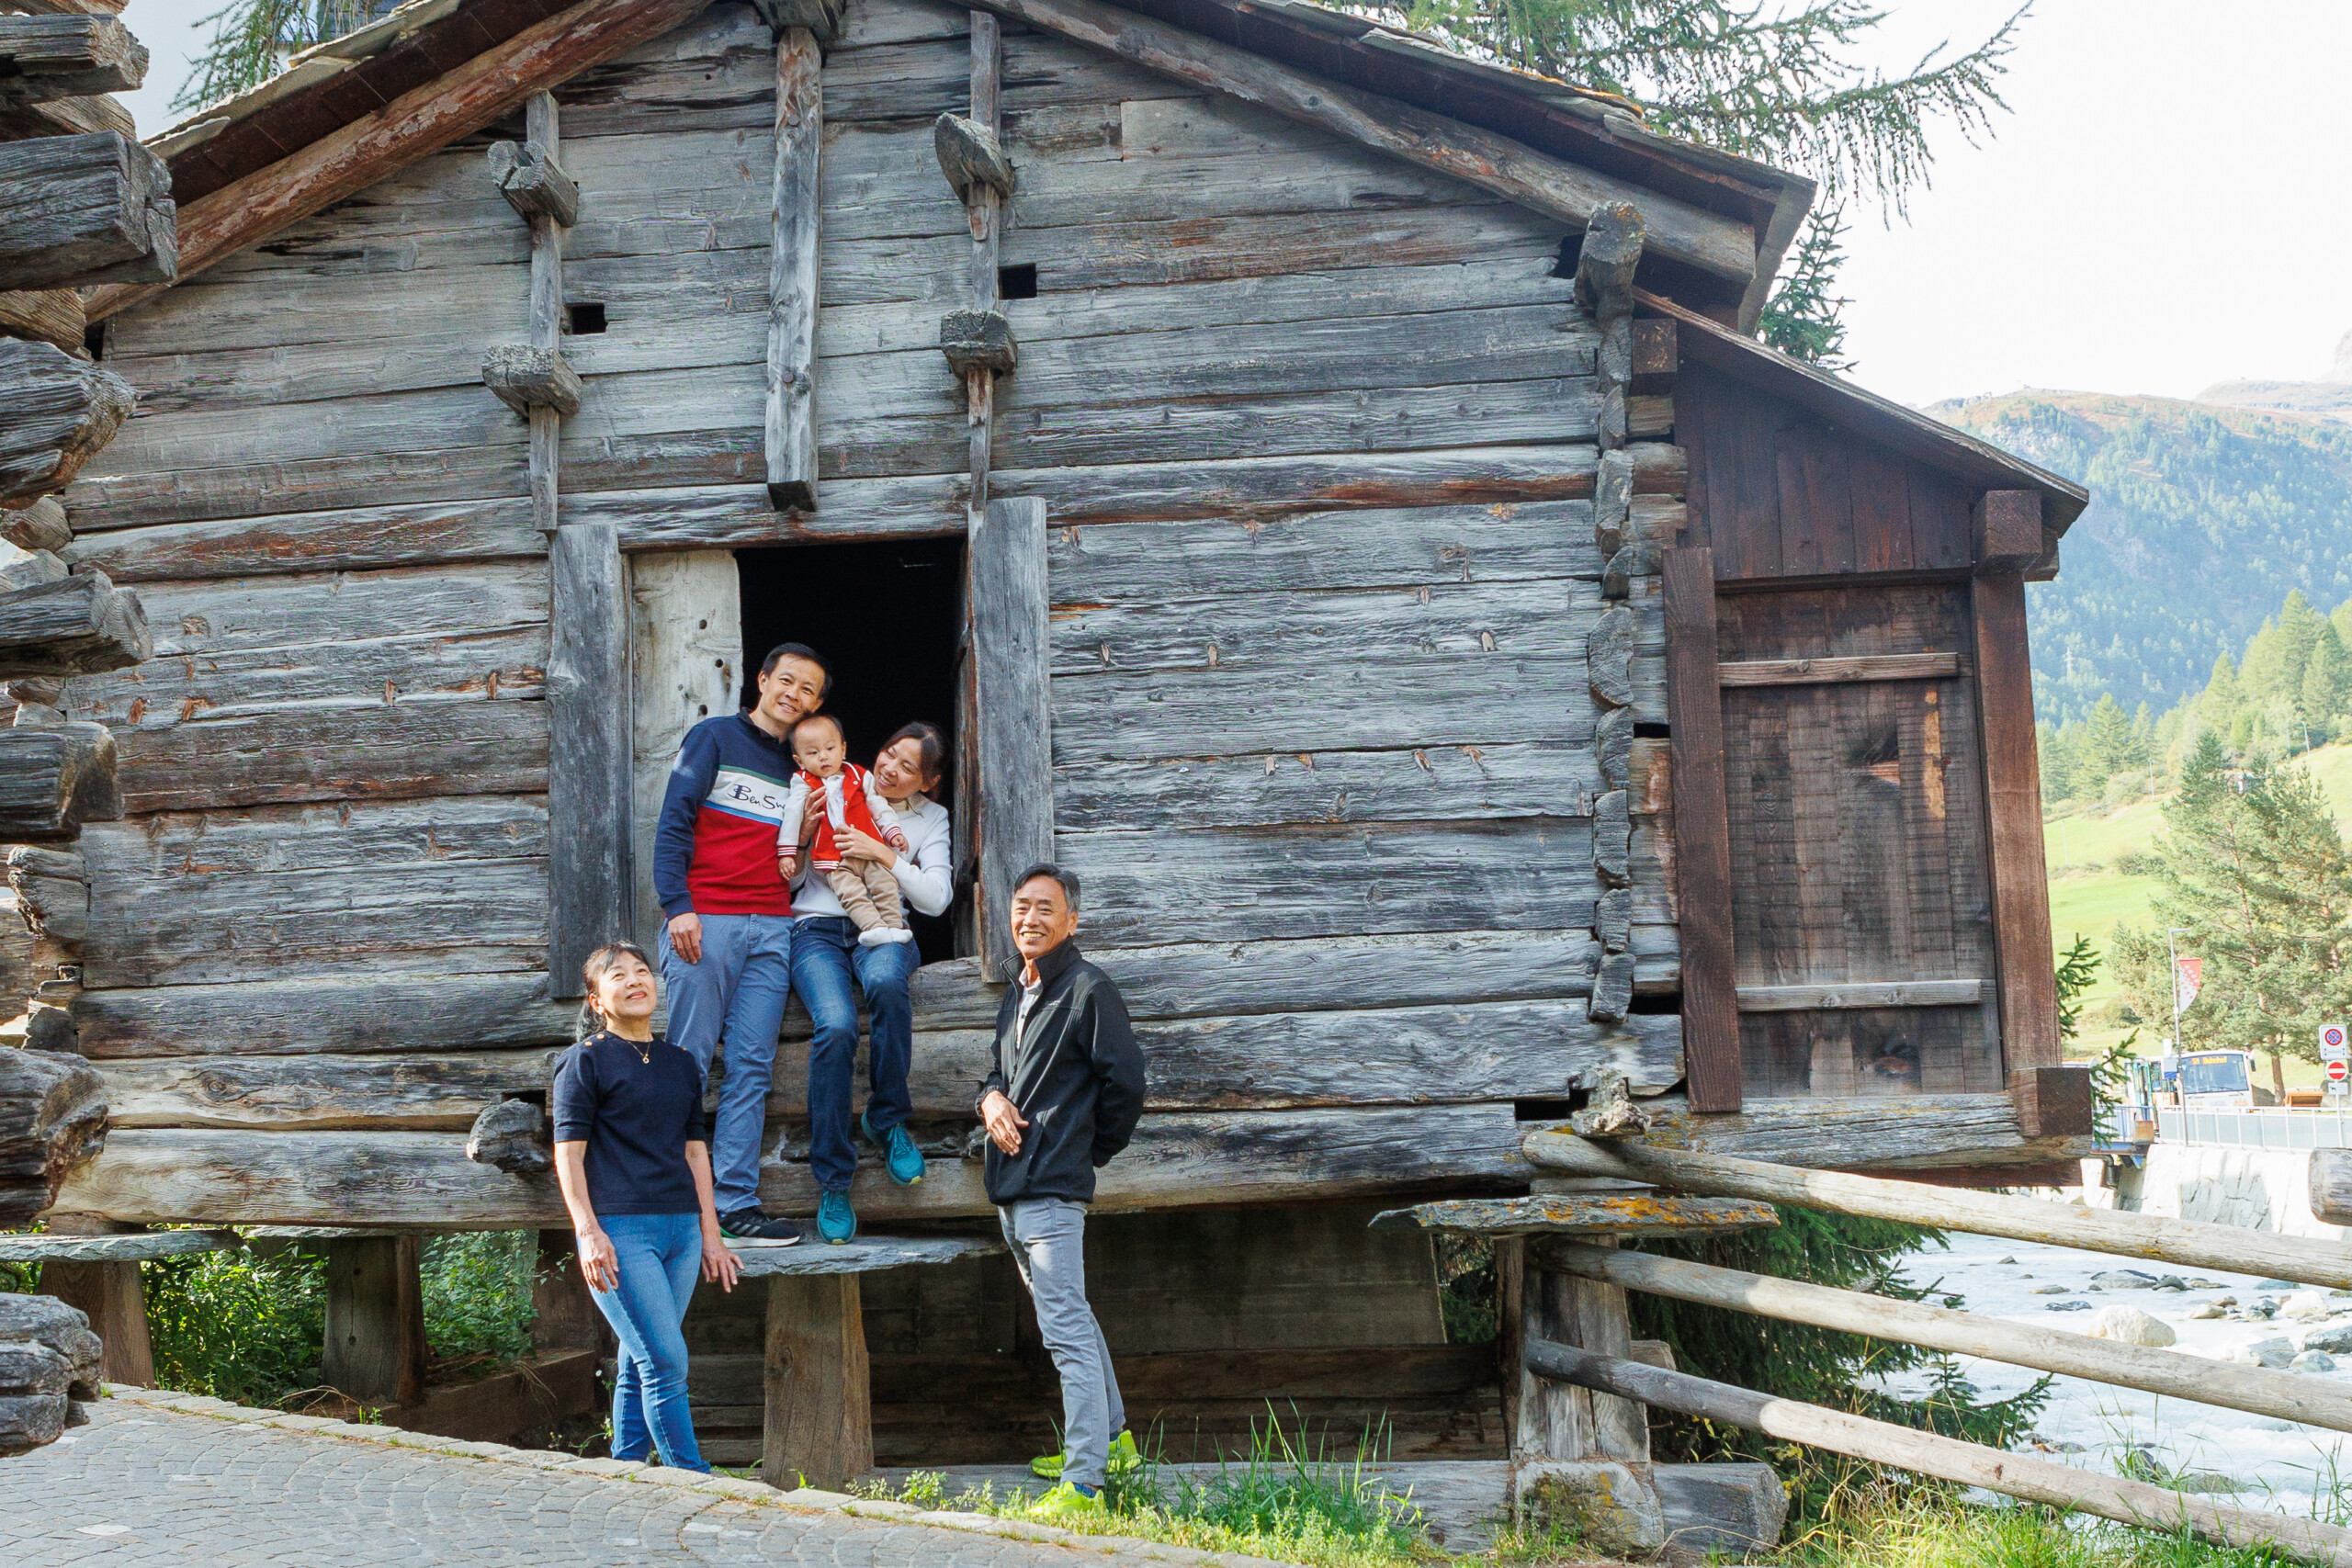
[0,1394,1272,1567]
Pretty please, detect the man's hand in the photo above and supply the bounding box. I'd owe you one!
[980,1089,1028,1155]
[667,910,703,965]
[836,827,896,866]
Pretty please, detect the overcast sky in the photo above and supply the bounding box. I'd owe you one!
[115,0,2352,410]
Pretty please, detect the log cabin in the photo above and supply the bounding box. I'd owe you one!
[17,0,2093,1478]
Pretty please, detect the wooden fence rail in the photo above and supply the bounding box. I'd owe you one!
[1544,1242,2352,1433]
[1524,1129,2352,1290]
[1526,1339,2352,1567]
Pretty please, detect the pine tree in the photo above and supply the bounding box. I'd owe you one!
[175,0,400,110]
[2303,623,2350,738]
[2194,651,2242,750]
[2076,694,2133,795]
[2128,703,2156,772]
[2238,615,2291,707]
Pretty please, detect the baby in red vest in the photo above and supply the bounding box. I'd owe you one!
[776,714,915,947]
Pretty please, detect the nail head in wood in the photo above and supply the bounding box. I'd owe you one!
[933,112,1013,202]
[482,344,582,417]
[486,140,579,227]
[940,309,1017,377]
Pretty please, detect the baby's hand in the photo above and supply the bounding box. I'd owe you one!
[778,852,798,879]
[886,829,910,853]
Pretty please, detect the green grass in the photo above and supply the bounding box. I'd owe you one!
[1775,1487,2321,1568]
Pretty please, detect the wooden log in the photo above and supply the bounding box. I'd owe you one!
[84,0,720,319]
[1586,1092,2083,1172]
[764,1272,871,1491]
[1629,319,1676,396]
[1973,490,2042,575]
[1522,1130,2352,1289]
[0,16,144,102]
[1528,1342,2352,1566]
[484,139,578,227]
[7,845,85,944]
[764,25,821,513]
[0,1228,236,1262]
[747,0,842,39]
[0,87,129,141]
[0,131,172,291]
[1717,652,1964,686]
[0,337,130,503]
[0,0,126,19]
[1736,979,1986,1012]
[481,344,582,416]
[1661,547,1738,1111]
[1575,202,1645,321]
[0,1044,105,1226]
[962,0,1756,286]
[36,1213,152,1386]
[0,289,84,355]
[1973,575,2059,1077]
[940,307,1016,375]
[971,494,1050,982]
[322,1235,426,1408]
[0,498,69,555]
[933,110,1012,200]
[545,522,633,996]
[1371,1194,1776,1239]
[2009,1064,2095,1139]
[0,723,119,840]
[1518,1247,1645,1464]
[1550,1241,2352,1435]
[0,1291,101,1456]
[0,571,148,676]
[464,1098,550,1174]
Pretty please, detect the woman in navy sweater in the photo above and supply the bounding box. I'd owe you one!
[552,940,742,1472]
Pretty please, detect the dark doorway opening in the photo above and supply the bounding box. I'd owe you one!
[738,537,964,964]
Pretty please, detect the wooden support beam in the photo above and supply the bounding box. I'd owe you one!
[1736,978,1987,1012]
[939,308,1016,375]
[322,1235,426,1408]
[763,1272,871,1492]
[1515,1241,1645,1465]
[0,0,125,19]
[2312,1150,2352,1228]
[961,10,1005,517]
[2007,1063,2094,1139]
[547,522,633,996]
[0,16,145,103]
[484,138,577,226]
[1629,319,1676,396]
[36,1213,152,1387]
[1530,1341,2352,1565]
[0,1045,105,1225]
[1718,651,1964,687]
[481,344,582,416]
[747,0,842,38]
[1973,574,2059,1077]
[971,496,1051,983]
[1973,489,2042,575]
[0,571,151,676]
[764,25,820,513]
[7,845,86,944]
[965,0,1756,286]
[933,111,1012,201]
[1553,1240,2352,1436]
[0,288,85,355]
[0,132,172,290]
[1522,1129,2352,1290]
[84,0,715,320]
[1372,1193,1777,1239]
[1661,548,1737,1110]
[1577,201,1643,458]
[0,337,131,503]
[0,722,119,840]
[532,1229,610,1353]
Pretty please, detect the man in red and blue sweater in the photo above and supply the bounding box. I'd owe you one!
[650,642,829,1244]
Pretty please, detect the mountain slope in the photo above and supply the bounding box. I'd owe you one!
[1933,391,2352,725]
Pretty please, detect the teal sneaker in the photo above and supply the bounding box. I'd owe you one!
[862,1111,926,1187]
[818,1190,857,1245]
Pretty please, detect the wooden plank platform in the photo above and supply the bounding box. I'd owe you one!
[0,1227,238,1262]
[732,1234,1000,1276]
[1370,1194,1777,1238]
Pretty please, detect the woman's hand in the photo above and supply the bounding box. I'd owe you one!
[980,1089,1028,1155]
[836,826,897,866]
[701,1230,742,1293]
[578,1225,619,1292]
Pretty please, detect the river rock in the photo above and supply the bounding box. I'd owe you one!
[2293,1351,2337,1373]
[2091,1269,2159,1289]
[2257,1280,2303,1292]
[2045,1301,2092,1313]
[2030,1285,2071,1295]
[2188,1303,2226,1320]
[1996,1257,2017,1265]
[2301,1325,2352,1354]
[2280,1292,2332,1320]
[2225,1337,2296,1369]
[2174,1472,2244,1494]
[2087,1305,2176,1347]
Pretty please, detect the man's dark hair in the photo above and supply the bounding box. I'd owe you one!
[1013,862,1080,911]
[761,641,832,698]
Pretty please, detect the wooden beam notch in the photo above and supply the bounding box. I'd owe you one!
[485,138,579,226]
[940,308,1017,376]
[764,24,821,513]
[1577,202,1645,456]
[0,16,147,104]
[481,344,582,416]
[0,131,174,291]
[933,111,1012,201]
[1973,490,2042,575]
[0,336,131,503]
[0,722,121,839]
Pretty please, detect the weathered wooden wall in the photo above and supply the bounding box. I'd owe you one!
[51,0,1697,1224]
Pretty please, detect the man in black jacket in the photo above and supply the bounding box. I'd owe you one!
[977,863,1146,1513]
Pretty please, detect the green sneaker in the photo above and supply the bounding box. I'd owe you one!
[1029,1448,1063,1480]
[1027,1481,1103,1520]
[861,1111,926,1186]
[1030,1430,1139,1481]
[818,1190,857,1245]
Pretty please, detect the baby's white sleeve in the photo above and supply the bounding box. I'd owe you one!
[865,775,910,850]
[777,775,809,849]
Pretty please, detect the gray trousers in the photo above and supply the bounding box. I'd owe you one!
[999,1197,1125,1490]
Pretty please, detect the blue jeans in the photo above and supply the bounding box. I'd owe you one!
[790,916,918,1193]
[588,1212,708,1472]
[660,913,796,1216]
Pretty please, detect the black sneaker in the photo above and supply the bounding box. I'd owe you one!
[719,1208,805,1244]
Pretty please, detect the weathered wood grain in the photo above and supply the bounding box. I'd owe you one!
[481,344,582,415]
[98,1048,558,1129]
[2312,1150,2352,1228]
[484,138,579,227]
[546,523,633,994]
[0,1043,106,1224]
[8,843,86,943]
[0,288,84,354]
[0,337,131,503]
[1737,979,1986,1012]
[59,1104,1532,1224]
[3,498,70,555]
[75,971,575,1060]
[1570,1092,2082,1171]
[0,721,118,839]
[1661,547,1736,1110]
[0,131,172,291]
[1718,652,1962,687]
[971,495,1052,979]
[0,15,144,102]
[764,25,822,511]
[764,1272,871,1490]
[0,571,147,676]
[628,550,740,950]
[1373,1194,1775,1239]
[1973,575,2056,1077]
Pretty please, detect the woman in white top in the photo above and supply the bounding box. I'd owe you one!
[786,721,952,1237]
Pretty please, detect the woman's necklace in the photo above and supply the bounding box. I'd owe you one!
[601,1029,652,1066]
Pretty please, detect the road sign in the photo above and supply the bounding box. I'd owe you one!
[2324,1023,2349,1062]
[2329,1058,2349,1084]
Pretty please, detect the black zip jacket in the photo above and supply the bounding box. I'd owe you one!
[975,940,1146,1205]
